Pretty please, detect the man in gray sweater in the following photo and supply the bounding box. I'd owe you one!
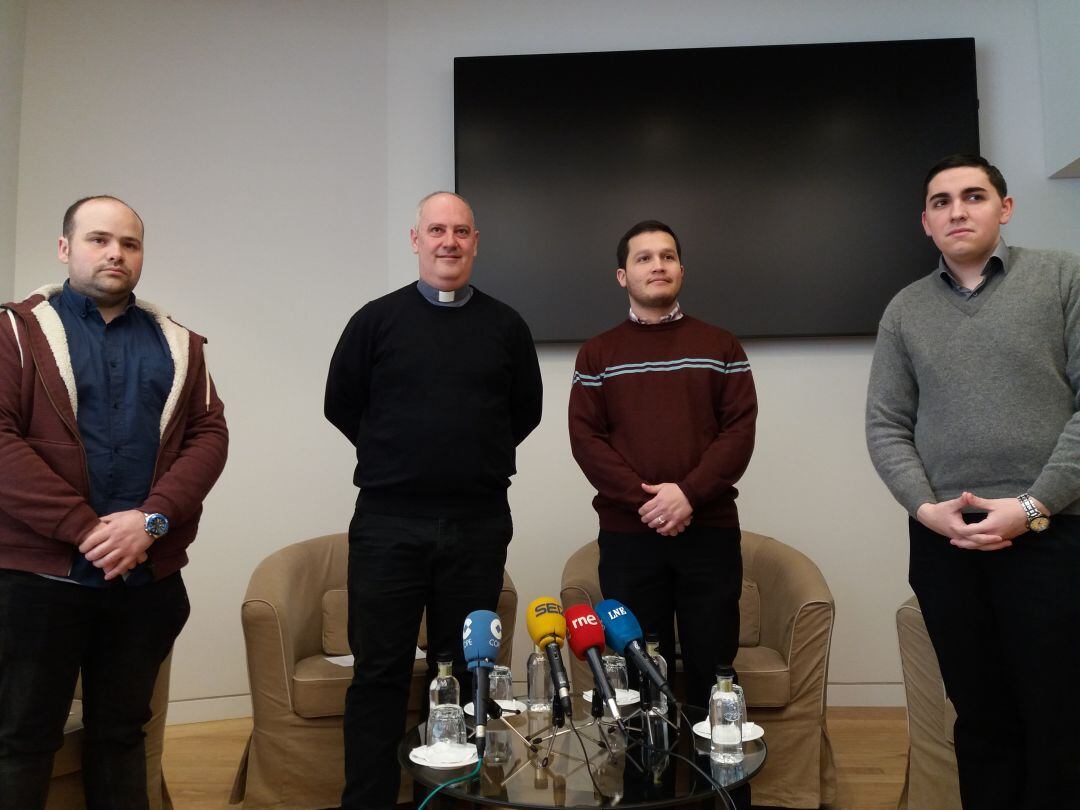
[867,154,1080,809]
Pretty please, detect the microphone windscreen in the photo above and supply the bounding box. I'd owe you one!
[525,596,567,649]
[595,598,643,655]
[463,609,501,670]
[564,604,607,661]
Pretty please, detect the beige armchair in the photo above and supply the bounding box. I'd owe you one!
[560,531,836,809]
[231,533,518,809]
[896,595,961,810]
[46,652,174,810]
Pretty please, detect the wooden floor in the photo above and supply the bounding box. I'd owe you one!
[162,707,907,809]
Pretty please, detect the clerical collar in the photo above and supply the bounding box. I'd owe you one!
[417,278,473,308]
[629,301,683,325]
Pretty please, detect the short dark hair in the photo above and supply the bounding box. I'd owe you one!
[62,195,144,240]
[616,220,682,268]
[923,154,1008,200]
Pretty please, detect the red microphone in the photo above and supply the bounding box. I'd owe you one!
[565,604,625,732]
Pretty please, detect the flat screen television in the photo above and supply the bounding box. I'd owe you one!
[454,38,979,342]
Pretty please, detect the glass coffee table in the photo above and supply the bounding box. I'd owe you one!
[399,696,766,809]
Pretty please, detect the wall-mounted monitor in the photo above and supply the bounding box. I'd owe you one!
[454,38,979,341]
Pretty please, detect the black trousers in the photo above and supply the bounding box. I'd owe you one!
[597,525,742,709]
[0,569,189,810]
[909,515,1080,810]
[341,510,511,810]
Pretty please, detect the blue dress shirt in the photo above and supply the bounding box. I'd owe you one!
[50,282,173,586]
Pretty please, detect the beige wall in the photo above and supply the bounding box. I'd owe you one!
[8,0,1080,720]
[0,0,27,302]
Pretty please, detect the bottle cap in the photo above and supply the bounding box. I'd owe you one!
[715,664,736,678]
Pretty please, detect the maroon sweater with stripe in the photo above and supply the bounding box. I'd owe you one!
[568,315,757,532]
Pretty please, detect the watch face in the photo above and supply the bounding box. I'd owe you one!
[1029,516,1050,533]
[145,513,169,538]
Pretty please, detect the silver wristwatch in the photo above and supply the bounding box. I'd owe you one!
[1017,493,1049,533]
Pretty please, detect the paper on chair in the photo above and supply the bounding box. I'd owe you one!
[324,647,424,667]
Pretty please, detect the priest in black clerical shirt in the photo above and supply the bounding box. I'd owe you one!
[325,191,542,810]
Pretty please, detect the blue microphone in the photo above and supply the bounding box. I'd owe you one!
[596,599,677,705]
[462,609,501,756]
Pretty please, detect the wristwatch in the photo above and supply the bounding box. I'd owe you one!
[1017,494,1050,533]
[143,512,170,541]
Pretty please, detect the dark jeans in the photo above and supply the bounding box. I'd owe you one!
[909,515,1080,810]
[341,511,512,810]
[0,569,189,810]
[598,525,742,709]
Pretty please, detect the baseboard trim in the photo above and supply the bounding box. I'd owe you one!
[828,682,905,706]
[165,694,252,725]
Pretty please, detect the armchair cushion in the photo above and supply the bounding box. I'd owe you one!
[321,591,430,658]
[732,644,789,707]
[321,590,349,656]
[739,579,760,647]
[292,656,354,719]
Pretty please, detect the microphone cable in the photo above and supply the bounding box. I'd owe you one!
[416,758,483,810]
[675,706,737,810]
[565,712,613,800]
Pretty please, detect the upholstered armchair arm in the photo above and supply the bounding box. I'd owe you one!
[241,534,348,716]
[743,532,833,662]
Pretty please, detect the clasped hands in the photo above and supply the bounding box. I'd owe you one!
[638,482,692,536]
[916,491,1047,552]
[77,509,153,580]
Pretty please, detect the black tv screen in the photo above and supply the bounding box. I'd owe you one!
[454,39,979,341]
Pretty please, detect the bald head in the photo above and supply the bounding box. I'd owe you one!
[63,195,144,241]
[414,191,475,232]
[410,192,479,291]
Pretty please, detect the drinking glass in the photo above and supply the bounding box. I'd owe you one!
[428,704,467,748]
[602,655,629,692]
[490,665,514,704]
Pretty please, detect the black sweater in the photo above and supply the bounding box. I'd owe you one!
[325,283,543,517]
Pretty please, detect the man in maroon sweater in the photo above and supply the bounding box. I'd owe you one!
[568,220,757,708]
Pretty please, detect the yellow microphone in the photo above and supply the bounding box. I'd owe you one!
[525,596,573,717]
[526,596,566,648]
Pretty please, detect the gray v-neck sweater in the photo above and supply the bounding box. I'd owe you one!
[866,246,1080,516]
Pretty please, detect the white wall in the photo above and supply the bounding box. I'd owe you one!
[1036,0,1080,177]
[384,0,1080,704]
[9,0,1080,720]
[0,0,27,302]
[14,0,388,721]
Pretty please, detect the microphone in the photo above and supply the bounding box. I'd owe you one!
[462,609,501,757]
[565,604,626,734]
[525,597,574,718]
[596,599,677,705]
